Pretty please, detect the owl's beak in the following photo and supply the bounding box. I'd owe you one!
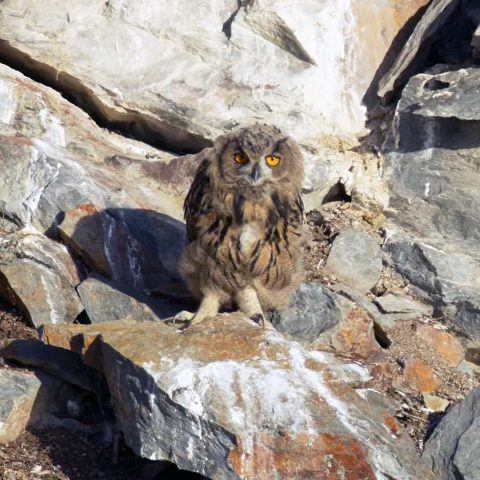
[250,163,261,181]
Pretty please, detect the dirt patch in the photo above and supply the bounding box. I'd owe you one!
[0,301,37,342]
[0,428,205,480]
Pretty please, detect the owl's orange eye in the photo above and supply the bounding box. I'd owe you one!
[233,151,249,165]
[265,154,281,168]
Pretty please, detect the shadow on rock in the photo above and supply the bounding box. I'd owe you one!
[57,205,188,297]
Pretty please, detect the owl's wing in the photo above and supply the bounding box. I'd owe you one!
[184,157,211,242]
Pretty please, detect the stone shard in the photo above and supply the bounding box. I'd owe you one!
[269,283,340,342]
[0,339,101,392]
[377,0,460,102]
[43,316,433,480]
[0,232,83,327]
[385,237,480,339]
[404,357,443,393]
[76,274,179,324]
[375,293,432,318]
[423,386,480,480]
[325,229,382,293]
[0,368,41,444]
[417,324,464,368]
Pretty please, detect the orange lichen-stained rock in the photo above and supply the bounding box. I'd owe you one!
[43,315,434,480]
[228,432,376,480]
[316,307,396,390]
[404,357,443,393]
[417,325,465,367]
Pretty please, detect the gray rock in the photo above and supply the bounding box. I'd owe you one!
[76,274,180,324]
[0,339,102,392]
[43,317,435,480]
[375,294,433,318]
[383,68,480,255]
[385,236,480,338]
[377,0,460,102]
[269,283,340,342]
[0,62,188,294]
[325,229,382,293]
[423,386,480,480]
[0,232,84,327]
[0,368,41,443]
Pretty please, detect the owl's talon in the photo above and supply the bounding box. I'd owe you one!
[172,310,195,328]
[250,313,275,330]
[251,313,265,326]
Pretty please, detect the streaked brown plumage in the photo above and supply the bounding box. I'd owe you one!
[179,124,305,326]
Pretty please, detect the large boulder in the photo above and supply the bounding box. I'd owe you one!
[0,368,41,444]
[42,316,434,480]
[0,232,83,327]
[423,386,480,480]
[383,67,480,338]
[0,62,186,294]
[0,0,436,209]
[377,0,478,101]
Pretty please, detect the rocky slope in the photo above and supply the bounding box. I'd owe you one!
[0,1,479,479]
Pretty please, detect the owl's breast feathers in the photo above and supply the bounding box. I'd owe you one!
[184,158,304,290]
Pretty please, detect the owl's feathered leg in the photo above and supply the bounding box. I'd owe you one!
[189,290,221,326]
[236,287,274,329]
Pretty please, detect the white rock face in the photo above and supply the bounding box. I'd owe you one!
[0,0,430,207]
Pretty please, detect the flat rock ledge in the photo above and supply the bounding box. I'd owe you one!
[43,315,433,480]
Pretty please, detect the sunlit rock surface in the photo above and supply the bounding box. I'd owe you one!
[43,315,433,480]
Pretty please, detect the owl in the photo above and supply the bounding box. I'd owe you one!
[178,124,305,327]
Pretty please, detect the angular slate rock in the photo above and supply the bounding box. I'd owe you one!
[43,316,434,480]
[423,386,480,480]
[377,0,460,102]
[269,283,340,342]
[385,236,480,338]
[0,368,41,443]
[0,233,83,327]
[0,339,101,392]
[325,229,382,293]
[76,274,180,324]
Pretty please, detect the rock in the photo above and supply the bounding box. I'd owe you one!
[423,393,449,412]
[325,229,382,293]
[375,293,433,319]
[0,339,102,392]
[0,1,435,149]
[76,274,180,324]
[377,0,479,102]
[383,73,480,337]
[385,237,480,338]
[472,24,480,59]
[0,62,189,295]
[417,325,464,368]
[465,340,480,367]
[43,316,433,480]
[58,203,185,293]
[384,67,480,254]
[0,232,83,327]
[0,368,41,443]
[0,1,441,211]
[423,386,480,480]
[268,283,340,342]
[313,307,396,391]
[404,357,443,393]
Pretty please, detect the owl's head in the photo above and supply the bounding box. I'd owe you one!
[212,124,303,191]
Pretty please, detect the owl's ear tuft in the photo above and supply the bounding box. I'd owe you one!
[213,134,230,153]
